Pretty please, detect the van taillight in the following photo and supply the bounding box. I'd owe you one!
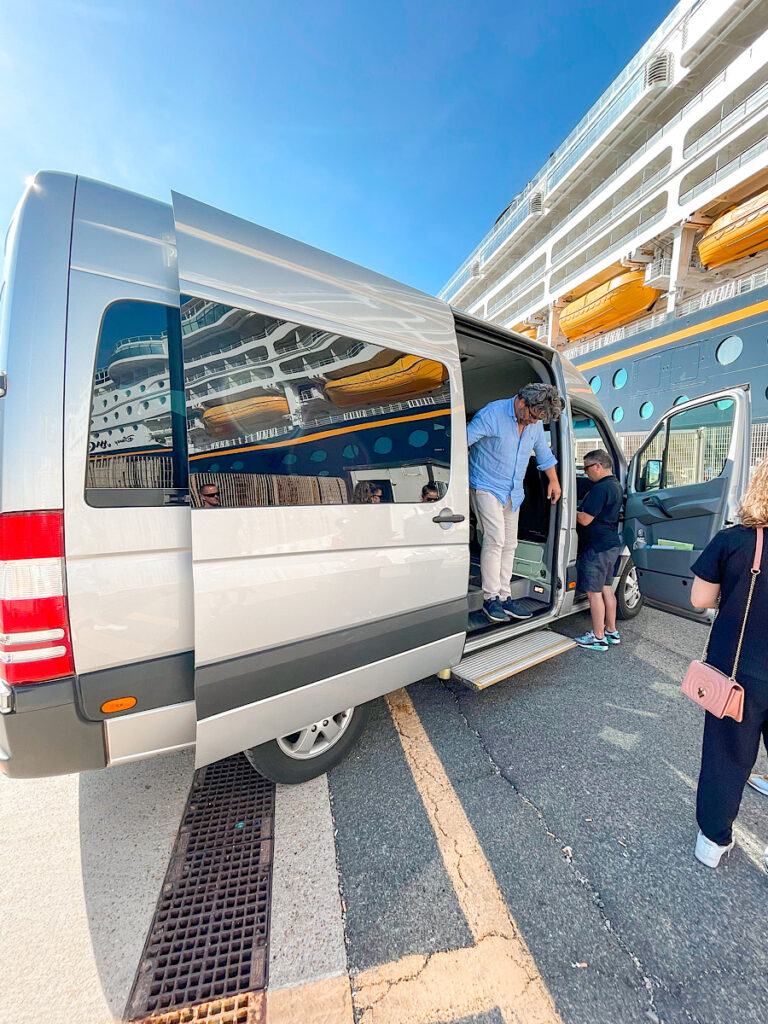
[0,511,75,685]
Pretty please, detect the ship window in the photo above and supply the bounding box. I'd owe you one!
[612,368,627,390]
[589,375,602,394]
[716,335,742,365]
[612,406,624,423]
[640,402,654,420]
[181,294,452,508]
[86,299,187,504]
[674,395,689,405]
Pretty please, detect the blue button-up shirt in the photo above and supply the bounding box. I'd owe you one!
[467,398,557,509]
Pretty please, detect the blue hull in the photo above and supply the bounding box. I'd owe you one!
[569,284,768,431]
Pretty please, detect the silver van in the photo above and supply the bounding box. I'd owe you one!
[0,172,751,782]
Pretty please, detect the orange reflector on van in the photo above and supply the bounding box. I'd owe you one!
[568,581,577,590]
[101,696,137,714]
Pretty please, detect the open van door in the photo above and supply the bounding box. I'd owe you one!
[171,192,469,770]
[624,385,751,621]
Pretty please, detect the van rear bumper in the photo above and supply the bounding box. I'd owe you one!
[0,678,107,779]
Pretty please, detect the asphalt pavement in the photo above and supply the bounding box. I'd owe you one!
[329,607,768,1024]
[2,605,767,1024]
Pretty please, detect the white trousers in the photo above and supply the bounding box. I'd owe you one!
[471,489,520,600]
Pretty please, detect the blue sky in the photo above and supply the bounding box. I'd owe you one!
[1,0,675,294]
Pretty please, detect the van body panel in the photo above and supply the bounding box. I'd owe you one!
[0,171,75,513]
[63,180,193,726]
[172,192,469,767]
[172,191,458,355]
[195,598,467,720]
[105,700,195,765]
[196,633,466,768]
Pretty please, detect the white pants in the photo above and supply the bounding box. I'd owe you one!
[471,489,520,600]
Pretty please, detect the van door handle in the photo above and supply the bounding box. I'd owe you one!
[432,509,465,524]
[642,495,672,517]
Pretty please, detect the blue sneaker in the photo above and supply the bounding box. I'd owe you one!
[482,597,507,622]
[575,630,608,651]
[605,630,620,645]
[501,597,533,620]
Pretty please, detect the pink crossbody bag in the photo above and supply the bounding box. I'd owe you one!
[681,526,763,722]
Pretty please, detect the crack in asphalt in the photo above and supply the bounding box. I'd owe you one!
[441,677,687,1024]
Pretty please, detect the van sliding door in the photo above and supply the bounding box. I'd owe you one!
[172,192,469,767]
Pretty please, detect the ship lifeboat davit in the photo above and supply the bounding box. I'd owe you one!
[203,395,289,437]
[697,188,768,269]
[559,271,661,342]
[325,354,448,408]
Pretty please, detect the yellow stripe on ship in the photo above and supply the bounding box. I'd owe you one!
[575,297,768,372]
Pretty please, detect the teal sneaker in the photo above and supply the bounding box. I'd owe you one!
[605,630,621,645]
[575,630,608,651]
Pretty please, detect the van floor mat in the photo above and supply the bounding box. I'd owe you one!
[125,755,275,1022]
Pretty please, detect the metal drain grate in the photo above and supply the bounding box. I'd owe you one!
[126,755,275,1021]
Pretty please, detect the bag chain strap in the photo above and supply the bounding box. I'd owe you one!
[703,527,763,679]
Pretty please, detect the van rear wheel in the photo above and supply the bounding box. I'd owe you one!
[244,702,371,784]
[616,559,643,620]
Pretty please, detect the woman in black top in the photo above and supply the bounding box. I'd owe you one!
[690,459,768,868]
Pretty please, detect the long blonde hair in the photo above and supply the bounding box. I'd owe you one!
[739,457,768,527]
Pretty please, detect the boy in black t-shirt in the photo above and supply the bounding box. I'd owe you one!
[575,449,624,652]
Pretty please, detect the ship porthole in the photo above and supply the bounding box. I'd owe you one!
[589,375,602,394]
[716,335,742,365]
[640,402,654,419]
[612,406,624,423]
[674,394,689,405]
[613,368,627,389]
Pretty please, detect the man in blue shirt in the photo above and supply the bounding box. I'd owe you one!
[468,383,564,623]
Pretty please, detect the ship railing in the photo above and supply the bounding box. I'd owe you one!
[553,204,667,298]
[566,265,768,360]
[550,166,671,270]
[485,264,546,318]
[683,77,768,160]
[442,63,728,304]
[184,324,279,367]
[680,126,768,205]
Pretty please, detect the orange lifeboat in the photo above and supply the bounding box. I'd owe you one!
[517,327,538,340]
[697,188,768,269]
[325,355,448,407]
[203,395,289,437]
[559,271,661,341]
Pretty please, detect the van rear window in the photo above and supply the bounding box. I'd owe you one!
[86,300,187,502]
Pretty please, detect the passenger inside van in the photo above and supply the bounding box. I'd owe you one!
[456,326,566,635]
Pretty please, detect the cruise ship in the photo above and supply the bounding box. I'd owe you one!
[440,0,768,464]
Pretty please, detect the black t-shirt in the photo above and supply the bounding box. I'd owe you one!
[581,475,623,552]
[691,525,768,684]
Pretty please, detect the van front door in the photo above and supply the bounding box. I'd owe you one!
[172,192,469,767]
[625,386,751,621]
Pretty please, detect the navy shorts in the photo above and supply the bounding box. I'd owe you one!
[577,545,622,593]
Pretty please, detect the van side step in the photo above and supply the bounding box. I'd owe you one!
[453,630,577,690]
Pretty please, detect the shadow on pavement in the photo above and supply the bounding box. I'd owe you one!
[78,749,194,1016]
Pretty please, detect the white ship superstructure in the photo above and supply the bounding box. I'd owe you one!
[441,0,768,441]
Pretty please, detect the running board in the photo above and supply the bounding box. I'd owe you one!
[453,630,577,690]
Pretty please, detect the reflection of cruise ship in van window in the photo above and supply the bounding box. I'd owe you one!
[88,293,453,504]
[440,0,768,464]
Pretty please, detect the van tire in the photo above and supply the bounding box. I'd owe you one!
[244,702,372,784]
[616,559,643,620]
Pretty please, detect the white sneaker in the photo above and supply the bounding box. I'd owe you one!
[694,830,735,868]
[747,773,768,797]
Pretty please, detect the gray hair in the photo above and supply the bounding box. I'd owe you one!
[518,383,565,422]
[583,448,613,470]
